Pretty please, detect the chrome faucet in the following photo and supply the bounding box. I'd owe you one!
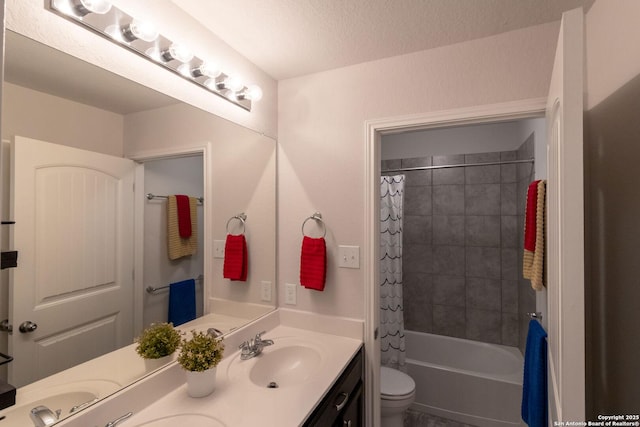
[207,327,224,338]
[29,405,60,427]
[239,331,274,360]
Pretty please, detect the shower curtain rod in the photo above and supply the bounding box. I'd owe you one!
[381,158,534,173]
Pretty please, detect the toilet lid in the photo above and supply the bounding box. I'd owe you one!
[380,366,415,397]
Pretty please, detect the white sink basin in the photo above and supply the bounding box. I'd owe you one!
[0,379,120,427]
[249,345,322,388]
[227,336,326,389]
[132,413,226,426]
[0,391,96,427]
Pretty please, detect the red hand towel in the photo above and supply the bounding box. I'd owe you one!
[223,234,248,281]
[523,180,546,291]
[300,236,326,291]
[175,195,192,238]
[524,181,539,252]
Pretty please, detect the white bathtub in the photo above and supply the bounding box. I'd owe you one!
[405,330,526,427]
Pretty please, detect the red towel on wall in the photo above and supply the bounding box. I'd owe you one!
[524,181,539,252]
[523,180,546,291]
[300,236,326,291]
[223,234,248,281]
[175,195,192,238]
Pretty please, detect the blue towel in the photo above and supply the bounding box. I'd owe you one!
[521,319,548,427]
[168,279,196,327]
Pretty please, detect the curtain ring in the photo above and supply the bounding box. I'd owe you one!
[302,212,326,238]
[226,213,247,235]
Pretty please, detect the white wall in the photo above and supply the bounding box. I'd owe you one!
[2,82,124,156]
[124,103,277,311]
[381,118,545,160]
[277,22,559,319]
[518,118,547,180]
[586,0,640,109]
[5,0,278,139]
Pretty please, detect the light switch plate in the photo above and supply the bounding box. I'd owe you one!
[260,281,272,302]
[338,245,360,269]
[213,240,225,259]
[285,283,297,305]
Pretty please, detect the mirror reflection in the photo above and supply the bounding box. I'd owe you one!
[0,30,275,423]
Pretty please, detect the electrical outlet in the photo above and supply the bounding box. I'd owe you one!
[260,281,272,302]
[285,283,297,305]
[338,245,360,268]
[213,240,226,259]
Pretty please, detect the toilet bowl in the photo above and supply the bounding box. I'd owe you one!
[380,366,416,427]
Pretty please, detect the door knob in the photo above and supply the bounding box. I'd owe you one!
[19,321,37,333]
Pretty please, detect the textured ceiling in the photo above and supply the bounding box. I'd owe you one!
[171,0,595,80]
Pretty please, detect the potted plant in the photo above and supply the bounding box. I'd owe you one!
[178,330,225,397]
[135,323,182,370]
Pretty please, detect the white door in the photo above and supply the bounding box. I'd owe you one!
[8,136,136,387]
[545,8,585,422]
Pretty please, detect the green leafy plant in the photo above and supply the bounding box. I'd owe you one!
[135,322,182,359]
[178,330,225,372]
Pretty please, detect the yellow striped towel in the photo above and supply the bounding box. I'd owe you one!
[167,195,198,260]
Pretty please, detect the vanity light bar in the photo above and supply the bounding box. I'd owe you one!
[47,0,262,111]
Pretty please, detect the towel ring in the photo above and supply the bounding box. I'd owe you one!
[226,213,247,235]
[302,212,326,238]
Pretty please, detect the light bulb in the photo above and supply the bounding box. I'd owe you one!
[244,85,263,102]
[52,0,75,16]
[195,62,222,78]
[72,0,112,16]
[226,90,238,101]
[223,75,243,92]
[177,64,193,78]
[122,19,158,43]
[203,79,218,91]
[145,47,163,62]
[161,43,193,63]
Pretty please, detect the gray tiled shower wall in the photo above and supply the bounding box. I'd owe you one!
[381,135,535,349]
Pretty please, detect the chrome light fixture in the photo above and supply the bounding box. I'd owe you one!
[48,0,262,111]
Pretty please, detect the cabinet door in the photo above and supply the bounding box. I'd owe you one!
[335,382,363,427]
[304,348,363,426]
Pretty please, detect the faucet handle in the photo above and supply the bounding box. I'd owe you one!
[255,331,267,339]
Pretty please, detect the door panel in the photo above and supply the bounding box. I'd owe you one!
[9,136,135,387]
[545,7,585,422]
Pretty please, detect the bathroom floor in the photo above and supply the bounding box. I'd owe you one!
[404,409,479,427]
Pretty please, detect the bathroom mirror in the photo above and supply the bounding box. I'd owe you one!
[0,30,275,419]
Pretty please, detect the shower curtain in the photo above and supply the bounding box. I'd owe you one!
[380,174,406,370]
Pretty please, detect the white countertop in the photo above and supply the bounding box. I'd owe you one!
[55,309,364,427]
[122,325,362,426]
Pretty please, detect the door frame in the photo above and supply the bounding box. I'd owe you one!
[363,98,547,426]
[128,143,213,335]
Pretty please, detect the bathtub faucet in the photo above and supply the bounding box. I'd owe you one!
[239,331,274,360]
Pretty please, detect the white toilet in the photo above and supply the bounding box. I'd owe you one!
[380,366,416,427]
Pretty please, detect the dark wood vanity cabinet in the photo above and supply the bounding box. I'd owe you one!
[303,346,364,427]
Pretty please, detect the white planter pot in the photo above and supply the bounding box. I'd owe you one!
[144,354,172,372]
[185,367,217,397]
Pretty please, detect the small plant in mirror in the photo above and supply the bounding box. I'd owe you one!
[135,322,182,359]
[178,330,225,372]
